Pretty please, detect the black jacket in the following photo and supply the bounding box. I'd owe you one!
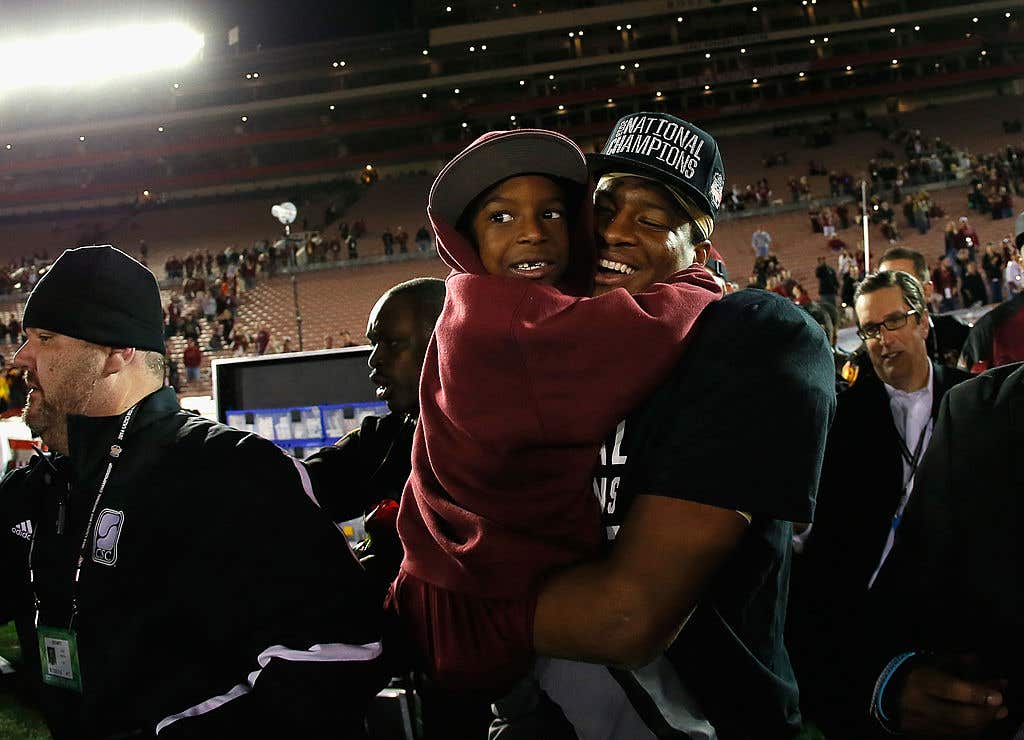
[304,412,416,592]
[869,362,1024,736]
[789,361,969,738]
[0,388,385,739]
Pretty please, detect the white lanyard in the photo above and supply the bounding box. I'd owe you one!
[28,405,138,628]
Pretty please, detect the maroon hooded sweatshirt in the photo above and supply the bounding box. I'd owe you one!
[396,193,722,605]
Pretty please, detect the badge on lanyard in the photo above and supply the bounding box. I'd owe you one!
[37,625,83,693]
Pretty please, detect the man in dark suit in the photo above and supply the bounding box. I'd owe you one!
[863,362,1023,738]
[790,269,970,738]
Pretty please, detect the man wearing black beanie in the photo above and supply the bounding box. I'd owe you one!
[0,245,384,738]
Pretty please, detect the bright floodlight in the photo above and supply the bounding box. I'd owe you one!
[0,23,204,94]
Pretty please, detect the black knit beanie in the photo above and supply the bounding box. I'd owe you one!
[22,245,166,354]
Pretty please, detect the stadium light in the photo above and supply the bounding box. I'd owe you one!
[0,23,204,95]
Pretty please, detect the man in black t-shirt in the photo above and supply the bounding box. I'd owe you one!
[521,113,836,740]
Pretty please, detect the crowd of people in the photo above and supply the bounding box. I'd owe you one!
[1,107,1023,740]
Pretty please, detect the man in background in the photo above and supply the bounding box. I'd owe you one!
[790,270,969,738]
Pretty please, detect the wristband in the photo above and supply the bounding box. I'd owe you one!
[871,651,918,732]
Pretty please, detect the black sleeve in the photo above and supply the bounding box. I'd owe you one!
[958,316,993,370]
[166,434,387,737]
[303,419,377,522]
[622,293,837,523]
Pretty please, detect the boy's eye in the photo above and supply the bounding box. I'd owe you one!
[544,209,564,220]
[488,211,513,224]
[640,218,669,229]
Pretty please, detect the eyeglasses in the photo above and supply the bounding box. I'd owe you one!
[857,309,919,341]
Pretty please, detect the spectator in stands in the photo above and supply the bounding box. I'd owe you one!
[323,334,334,349]
[415,225,431,252]
[202,291,217,323]
[340,330,358,347]
[840,261,860,319]
[790,270,969,740]
[255,326,271,355]
[208,326,224,351]
[958,213,1024,373]
[961,261,987,307]
[8,315,21,346]
[0,319,8,346]
[1004,247,1022,296]
[957,215,981,257]
[382,228,395,256]
[984,242,1006,302]
[183,338,202,383]
[751,226,771,258]
[347,234,359,260]
[232,330,250,357]
[278,336,293,354]
[396,226,409,254]
[815,256,839,307]
[879,246,971,367]
[932,257,960,312]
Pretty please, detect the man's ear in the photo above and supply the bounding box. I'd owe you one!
[694,240,712,267]
[917,311,931,341]
[102,347,136,377]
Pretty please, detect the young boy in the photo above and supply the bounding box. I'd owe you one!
[393,129,722,695]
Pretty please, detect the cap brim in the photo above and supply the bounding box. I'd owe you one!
[588,152,714,217]
[429,130,589,227]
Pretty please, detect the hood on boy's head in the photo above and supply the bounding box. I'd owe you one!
[426,129,596,296]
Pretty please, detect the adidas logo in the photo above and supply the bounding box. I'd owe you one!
[10,521,32,541]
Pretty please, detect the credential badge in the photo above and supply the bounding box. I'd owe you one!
[92,509,124,566]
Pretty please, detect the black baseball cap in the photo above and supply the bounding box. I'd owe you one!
[590,112,726,222]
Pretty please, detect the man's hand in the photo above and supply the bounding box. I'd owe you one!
[898,660,1007,738]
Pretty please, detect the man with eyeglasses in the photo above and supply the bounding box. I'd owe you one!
[789,269,969,739]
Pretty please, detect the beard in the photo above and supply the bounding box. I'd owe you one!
[23,355,104,454]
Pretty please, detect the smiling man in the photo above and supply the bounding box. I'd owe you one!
[789,269,969,738]
[492,113,837,740]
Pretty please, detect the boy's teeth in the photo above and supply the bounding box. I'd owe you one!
[599,258,637,275]
[514,262,546,269]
